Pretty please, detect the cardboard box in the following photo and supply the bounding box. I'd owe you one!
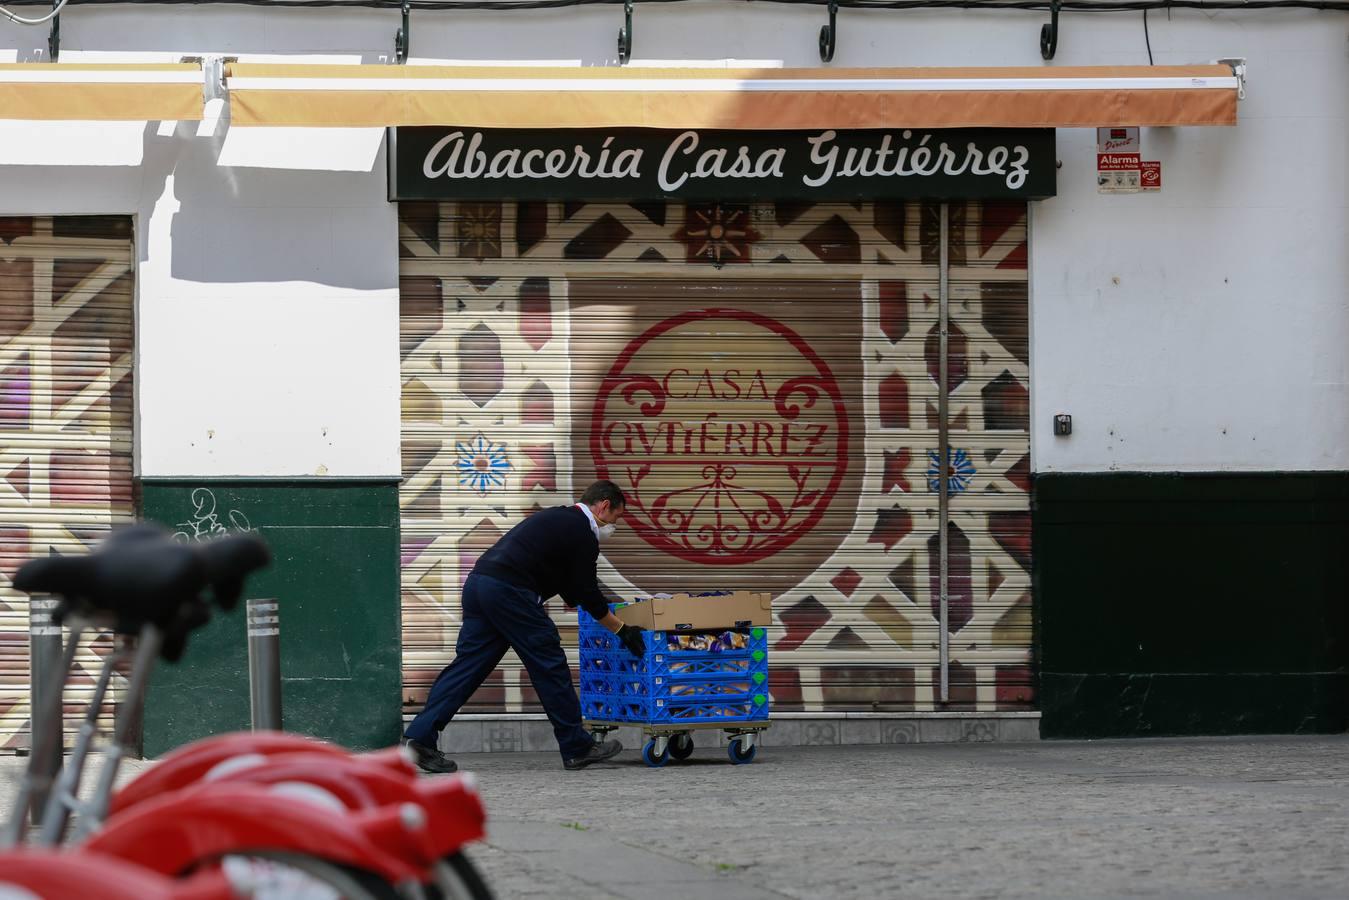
[615,591,773,631]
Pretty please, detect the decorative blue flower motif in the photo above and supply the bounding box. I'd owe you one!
[927,447,976,495]
[456,433,511,495]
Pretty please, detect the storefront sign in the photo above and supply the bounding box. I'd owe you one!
[388,127,1056,200]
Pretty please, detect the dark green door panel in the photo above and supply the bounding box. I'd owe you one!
[140,480,401,757]
[1034,472,1349,738]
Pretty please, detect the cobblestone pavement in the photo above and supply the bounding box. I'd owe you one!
[4,735,1348,899]
[457,735,1349,900]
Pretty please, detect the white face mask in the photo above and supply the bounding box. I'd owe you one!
[597,523,617,540]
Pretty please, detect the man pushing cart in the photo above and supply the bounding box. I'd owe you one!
[403,478,772,771]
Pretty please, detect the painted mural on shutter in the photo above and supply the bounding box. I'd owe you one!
[0,215,136,749]
[398,200,1030,716]
[930,201,1034,710]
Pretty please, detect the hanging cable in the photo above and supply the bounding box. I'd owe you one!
[1143,8,1154,64]
[1,0,70,25]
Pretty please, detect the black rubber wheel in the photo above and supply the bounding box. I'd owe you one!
[668,733,695,761]
[429,850,495,900]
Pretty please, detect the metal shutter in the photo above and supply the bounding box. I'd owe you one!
[398,200,1031,718]
[0,216,136,750]
[939,201,1033,709]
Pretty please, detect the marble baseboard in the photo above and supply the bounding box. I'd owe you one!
[421,714,1041,754]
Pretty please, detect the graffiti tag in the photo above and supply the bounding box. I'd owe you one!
[173,488,253,542]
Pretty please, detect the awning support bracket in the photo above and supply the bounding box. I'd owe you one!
[48,2,60,63]
[1040,0,1060,60]
[819,1,838,64]
[1216,57,1247,100]
[394,0,411,65]
[618,0,634,66]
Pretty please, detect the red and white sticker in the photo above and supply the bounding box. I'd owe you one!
[1140,160,1162,191]
[1097,152,1141,192]
[1097,127,1141,154]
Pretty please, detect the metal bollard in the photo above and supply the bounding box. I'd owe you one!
[27,598,64,826]
[246,599,282,730]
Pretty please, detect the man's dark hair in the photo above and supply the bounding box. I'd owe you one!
[580,480,626,509]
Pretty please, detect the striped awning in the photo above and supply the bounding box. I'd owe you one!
[0,63,203,121]
[225,64,1239,129]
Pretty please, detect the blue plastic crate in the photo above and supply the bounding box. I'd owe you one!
[578,606,771,726]
[579,669,765,702]
[579,647,767,677]
[583,694,768,724]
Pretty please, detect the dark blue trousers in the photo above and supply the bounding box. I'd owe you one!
[404,572,594,759]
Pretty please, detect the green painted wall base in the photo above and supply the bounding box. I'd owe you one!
[1035,472,1349,739]
[1040,673,1347,737]
[141,479,401,757]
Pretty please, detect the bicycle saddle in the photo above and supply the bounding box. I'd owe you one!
[196,533,271,611]
[12,526,271,662]
[102,523,272,609]
[13,539,206,632]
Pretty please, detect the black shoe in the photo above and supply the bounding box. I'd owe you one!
[563,738,623,770]
[404,738,459,774]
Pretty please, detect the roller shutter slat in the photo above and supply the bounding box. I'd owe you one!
[0,216,136,751]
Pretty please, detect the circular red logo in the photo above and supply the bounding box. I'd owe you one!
[590,308,849,564]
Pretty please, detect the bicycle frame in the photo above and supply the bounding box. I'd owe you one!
[38,630,132,844]
[31,624,472,890]
[3,618,165,848]
[3,531,493,900]
[1,620,84,848]
[3,615,437,888]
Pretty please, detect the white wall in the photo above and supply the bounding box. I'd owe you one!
[1,4,1344,475]
[0,9,402,478]
[1028,16,1349,473]
[0,119,401,477]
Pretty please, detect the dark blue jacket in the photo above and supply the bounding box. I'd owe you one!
[471,505,608,619]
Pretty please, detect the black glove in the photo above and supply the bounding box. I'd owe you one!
[616,624,646,658]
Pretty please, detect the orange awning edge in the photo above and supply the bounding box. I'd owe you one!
[226,64,1240,129]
